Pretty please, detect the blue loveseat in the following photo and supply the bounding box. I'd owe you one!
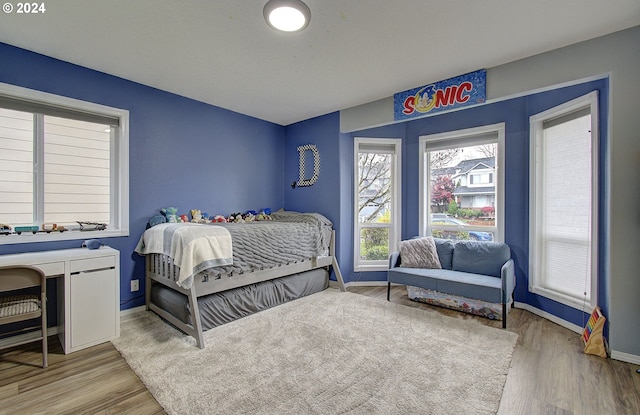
[387,238,515,328]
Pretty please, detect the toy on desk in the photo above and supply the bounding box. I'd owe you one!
[14,225,40,235]
[77,221,107,231]
[41,223,66,233]
[583,306,608,358]
[81,239,103,250]
[9,224,68,235]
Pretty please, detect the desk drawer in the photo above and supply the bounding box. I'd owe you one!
[70,256,116,273]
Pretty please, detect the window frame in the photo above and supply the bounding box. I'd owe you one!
[353,137,402,272]
[528,91,599,311]
[0,82,129,245]
[419,123,505,242]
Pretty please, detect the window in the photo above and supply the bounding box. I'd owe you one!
[529,92,598,310]
[0,82,129,244]
[469,172,492,185]
[354,138,401,271]
[419,123,504,242]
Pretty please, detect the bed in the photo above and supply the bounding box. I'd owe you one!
[135,210,345,348]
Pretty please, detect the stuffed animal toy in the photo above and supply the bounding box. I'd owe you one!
[227,212,244,223]
[190,209,203,223]
[213,215,227,223]
[147,214,166,229]
[161,207,179,223]
[180,214,188,223]
[256,209,273,221]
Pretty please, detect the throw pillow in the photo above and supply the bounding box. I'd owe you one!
[399,237,442,269]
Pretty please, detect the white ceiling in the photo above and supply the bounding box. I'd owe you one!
[1,1,639,126]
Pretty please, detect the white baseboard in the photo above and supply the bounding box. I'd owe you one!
[478,302,640,364]
[514,301,583,334]
[120,305,146,316]
[610,350,640,365]
[0,308,146,350]
[345,280,390,288]
[329,280,390,290]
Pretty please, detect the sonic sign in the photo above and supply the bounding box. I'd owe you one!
[394,70,486,121]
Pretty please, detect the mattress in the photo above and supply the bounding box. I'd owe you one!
[150,268,329,331]
[137,210,334,289]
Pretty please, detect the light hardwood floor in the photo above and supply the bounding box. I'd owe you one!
[354,286,640,415]
[1,286,639,415]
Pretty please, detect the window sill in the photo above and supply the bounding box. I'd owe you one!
[528,285,595,312]
[354,264,388,273]
[0,229,129,245]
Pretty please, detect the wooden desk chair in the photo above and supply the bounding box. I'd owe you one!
[0,265,48,368]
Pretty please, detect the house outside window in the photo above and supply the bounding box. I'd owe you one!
[451,158,496,209]
[0,82,129,244]
[354,138,401,271]
[419,123,504,243]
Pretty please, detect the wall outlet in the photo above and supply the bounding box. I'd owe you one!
[131,279,139,292]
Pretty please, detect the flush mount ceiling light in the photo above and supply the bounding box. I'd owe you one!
[263,0,311,32]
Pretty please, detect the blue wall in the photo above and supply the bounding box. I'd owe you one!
[283,113,345,280]
[402,79,609,328]
[284,113,341,223]
[0,41,610,330]
[286,79,609,329]
[0,43,286,310]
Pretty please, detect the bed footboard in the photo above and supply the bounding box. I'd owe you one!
[145,254,206,347]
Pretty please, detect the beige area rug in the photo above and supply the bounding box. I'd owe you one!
[112,289,517,415]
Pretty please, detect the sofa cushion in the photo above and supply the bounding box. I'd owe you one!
[399,237,441,269]
[452,241,511,278]
[387,268,502,303]
[434,238,455,270]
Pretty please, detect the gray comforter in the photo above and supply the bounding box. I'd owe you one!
[201,210,333,279]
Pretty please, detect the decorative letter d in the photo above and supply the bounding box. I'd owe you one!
[296,144,320,187]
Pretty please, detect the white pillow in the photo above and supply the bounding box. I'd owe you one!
[399,237,442,269]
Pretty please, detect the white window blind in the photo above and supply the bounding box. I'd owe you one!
[43,116,111,224]
[540,111,592,299]
[0,108,34,224]
[0,109,112,226]
[529,91,598,310]
[0,81,129,244]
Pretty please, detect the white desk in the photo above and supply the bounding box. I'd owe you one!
[0,247,120,354]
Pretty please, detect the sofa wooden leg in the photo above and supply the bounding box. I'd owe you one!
[387,281,391,301]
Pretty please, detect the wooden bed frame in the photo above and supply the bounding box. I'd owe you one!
[144,230,345,348]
